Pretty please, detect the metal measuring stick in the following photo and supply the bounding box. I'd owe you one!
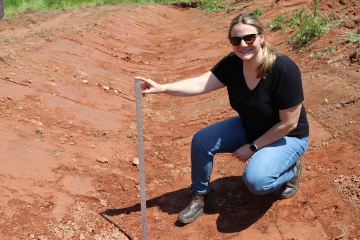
[135,79,148,240]
[0,0,5,20]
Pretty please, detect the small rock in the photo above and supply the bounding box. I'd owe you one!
[91,145,95,148]
[7,96,13,101]
[100,199,107,206]
[36,122,43,127]
[82,80,88,84]
[30,119,37,124]
[96,157,108,163]
[35,127,45,135]
[306,166,312,171]
[78,70,87,76]
[103,86,110,91]
[132,157,139,165]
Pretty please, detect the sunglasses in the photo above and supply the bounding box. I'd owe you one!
[228,33,260,46]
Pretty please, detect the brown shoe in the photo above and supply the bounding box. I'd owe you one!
[276,160,303,199]
[178,189,214,224]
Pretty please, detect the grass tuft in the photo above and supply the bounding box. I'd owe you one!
[345,31,360,51]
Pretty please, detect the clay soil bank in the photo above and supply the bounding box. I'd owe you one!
[0,0,360,239]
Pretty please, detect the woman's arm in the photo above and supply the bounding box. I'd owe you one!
[232,103,302,161]
[136,71,225,96]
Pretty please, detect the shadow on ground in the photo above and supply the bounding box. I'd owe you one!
[101,176,279,233]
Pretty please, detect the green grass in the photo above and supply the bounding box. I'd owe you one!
[3,0,193,15]
[310,46,338,59]
[345,31,360,51]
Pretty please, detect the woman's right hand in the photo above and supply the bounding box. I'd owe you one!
[135,76,164,96]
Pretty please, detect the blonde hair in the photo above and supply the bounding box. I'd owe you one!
[229,13,277,79]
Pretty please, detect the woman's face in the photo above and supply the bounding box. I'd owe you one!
[230,23,264,62]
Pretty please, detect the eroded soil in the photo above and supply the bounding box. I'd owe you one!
[0,0,360,239]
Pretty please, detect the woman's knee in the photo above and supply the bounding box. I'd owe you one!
[242,171,274,195]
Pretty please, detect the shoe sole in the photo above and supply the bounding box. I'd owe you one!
[280,160,303,199]
[177,203,214,224]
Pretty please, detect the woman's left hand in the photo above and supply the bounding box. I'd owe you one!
[232,144,254,162]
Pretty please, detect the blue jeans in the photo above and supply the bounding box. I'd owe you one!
[190,116,309,195]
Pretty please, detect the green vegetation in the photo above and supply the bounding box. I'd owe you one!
[252,7,264,17]
[310,46,338,58]
[267,13,287,30]
[199,0,233,13]
[4,0,193,15]
[267,1,343,49]
[345,31,360,51]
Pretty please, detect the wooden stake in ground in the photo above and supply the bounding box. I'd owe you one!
[135,78,148,240]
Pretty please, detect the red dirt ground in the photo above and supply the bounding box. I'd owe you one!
[0,0,360,239]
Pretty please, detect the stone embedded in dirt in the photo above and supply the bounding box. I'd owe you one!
[78,70,87,76]
[35,127,45,135]
[132,157,139,165]
[96,157,108,163]
[7,96,13,101]
[350,52,359,63]
[36,122,43,127]
[82,80,88,84]
[17,105,23,110]
[99,199,107,206]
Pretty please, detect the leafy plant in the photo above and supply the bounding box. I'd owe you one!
[267,12,287,30]
[252,7,264,17]
[288,2,328,47]
[268,1,343,49]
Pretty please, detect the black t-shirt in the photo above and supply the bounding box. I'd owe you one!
[211,52,309,142]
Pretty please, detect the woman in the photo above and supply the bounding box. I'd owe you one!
[136,13,309,224]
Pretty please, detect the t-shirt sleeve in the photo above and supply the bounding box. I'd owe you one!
[275,59,304,110]
[210,53,234,85]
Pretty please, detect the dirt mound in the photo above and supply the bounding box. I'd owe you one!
[0,0,360,239]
